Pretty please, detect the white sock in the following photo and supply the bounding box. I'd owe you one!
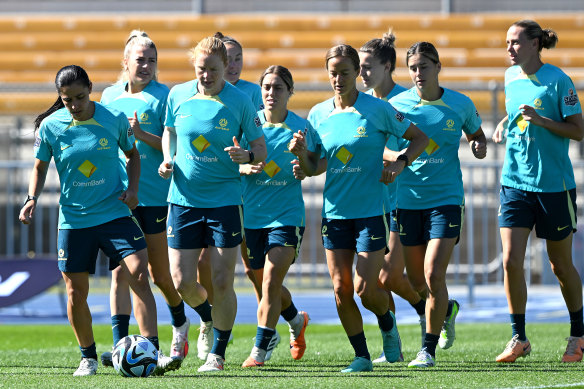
[250,346,267,362]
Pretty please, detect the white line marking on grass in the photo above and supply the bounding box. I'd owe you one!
[498,383,584,389]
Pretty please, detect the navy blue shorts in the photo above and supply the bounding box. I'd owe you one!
[167,203,243,249]
[321,215,388,253]
[244,226,305,270]
[57,217,146,274]
[385,209,399,233]
[132,206,168,235]
[397,205,464,246]
[499,186,577,241]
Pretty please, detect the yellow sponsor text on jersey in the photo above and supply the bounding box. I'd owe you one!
[78,160,97,178]
[424,138,440,155]
[192,135,211,153]
[516,115,528,132]
[263,160,281,177]
[335,147,353,164]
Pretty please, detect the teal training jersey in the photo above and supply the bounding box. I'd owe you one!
[101,80,170,206]
[34,103,134,229]
[502,64,581,192]
[366,84,408,212]
[307,92,410,219]
[241,110,309,229]
[234,79,264,111]
[390,87,482,210]
[165,80,264,208]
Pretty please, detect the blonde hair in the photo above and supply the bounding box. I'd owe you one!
[188,36,228,67]
[118,29,158,82]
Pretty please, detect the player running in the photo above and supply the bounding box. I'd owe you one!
[239,65,310,368]
[389,41,487,368]
[98,30,188,373]
[158,36,266,372]
[19,65,167,376]
[290,44,428,373]
[358,30,428,363]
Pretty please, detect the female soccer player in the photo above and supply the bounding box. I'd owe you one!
[99,30,188,370]
[492,20,583,363]
[389,41,487,368]
[158,36,266,372]
[19,65,164,376]
[359,30,428,363]
[197,33,265,318]
[239,65,310,368]
[290,44,428,373]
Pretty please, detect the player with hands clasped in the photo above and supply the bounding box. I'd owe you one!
[290,44,428,373]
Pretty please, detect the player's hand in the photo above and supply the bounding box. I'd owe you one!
[224,136,250,164]
[519,104,544,127]
[471,138,487,159]
[119,189,139,210]
[380,160,404,184]
[288,130,307,157]
[19,201,36,224]
[492,126,505,144]
[291,159,306,180]
[158,160,173,179]
[128,111,144,139]
[241,161,265,175]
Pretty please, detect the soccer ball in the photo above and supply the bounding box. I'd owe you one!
[112,335,158,377]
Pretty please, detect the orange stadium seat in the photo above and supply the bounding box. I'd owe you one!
[0,13,583,116]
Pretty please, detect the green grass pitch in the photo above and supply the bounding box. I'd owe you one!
[1,323,584,388]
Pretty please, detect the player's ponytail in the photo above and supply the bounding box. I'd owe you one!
[511,20,557,52]
[359,28,397,73]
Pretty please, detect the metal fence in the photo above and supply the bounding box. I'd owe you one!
[3,157,584,300]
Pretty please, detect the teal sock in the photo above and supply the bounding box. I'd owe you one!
[210,328,232,359]
[111,314,130,346]
[80,343,97,360]
[255,327,276,351]
[168,300,187,328]
[146,336,159,350]
[192,300,213,323]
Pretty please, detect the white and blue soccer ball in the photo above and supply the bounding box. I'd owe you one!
[112,335,158,377]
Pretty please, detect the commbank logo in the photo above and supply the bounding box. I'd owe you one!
[192,135,211,153]
[78,160,97,178]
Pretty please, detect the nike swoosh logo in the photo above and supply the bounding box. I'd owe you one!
[156,217,167,223]
[370,236,383,240]
[283,242,295,247]
[61,144,72,150]
[134,236,144,240]
[232,232,241,236]
[449,223,459,228]
[399,232,407,236]
[179,114,192,119]
[558,225,570,231]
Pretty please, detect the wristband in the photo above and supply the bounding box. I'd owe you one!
[397,153,409,166]
[248,150,255,163]
[24,195,38,205]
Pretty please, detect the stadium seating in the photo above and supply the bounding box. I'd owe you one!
[0,13,582,115]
